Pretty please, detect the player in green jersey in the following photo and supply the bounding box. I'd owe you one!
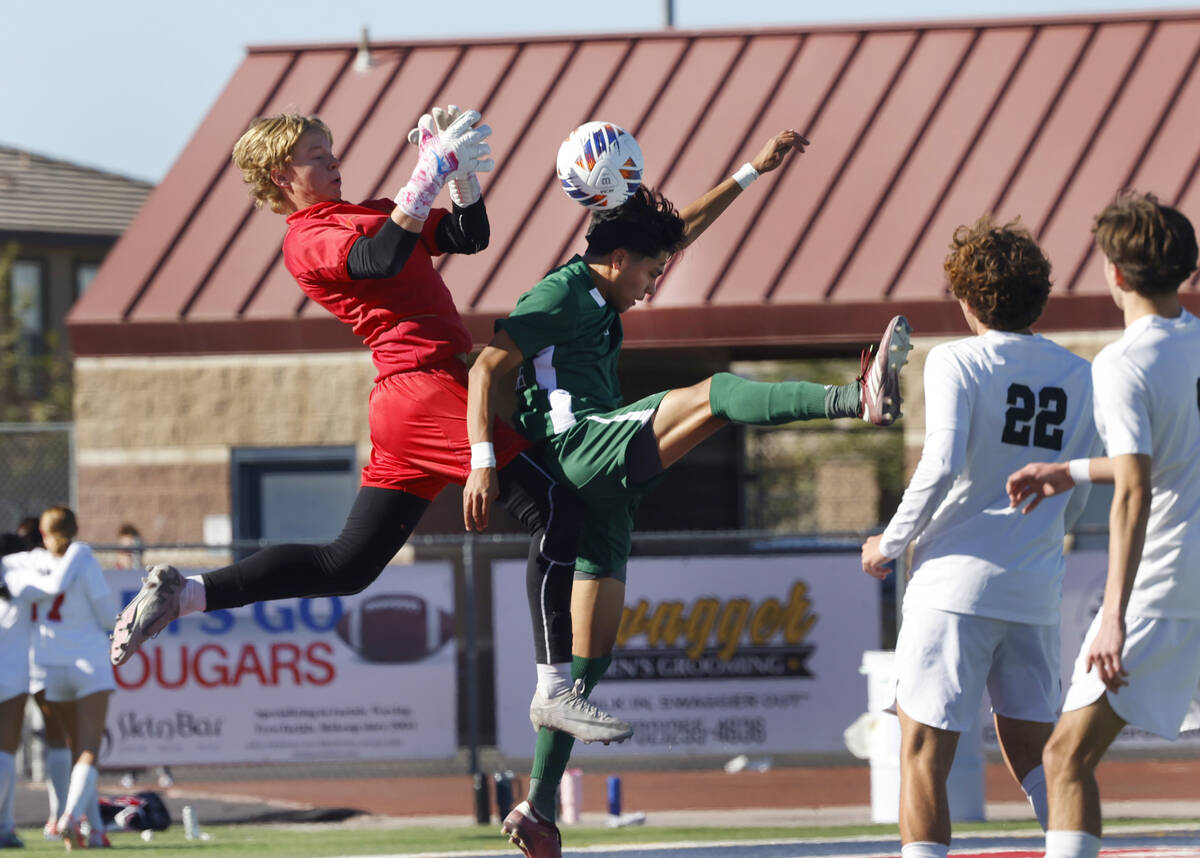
[466,129,912,858]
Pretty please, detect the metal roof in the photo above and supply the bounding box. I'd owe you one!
[69,10,1200,357]
[0,146,153,239]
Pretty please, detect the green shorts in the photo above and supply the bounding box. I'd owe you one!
[540,391,668,581]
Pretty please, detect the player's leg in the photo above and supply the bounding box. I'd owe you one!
[893,606,999,858]
[897,706,959,853]
[524,576,625,815]
[652,315,912,468]
[111,486,429,665]
[988,621,1059,829]
[994,715,1054,828]
[43,694,87,847]
[65,690,111,846]
[1045,614,1200,856]
[1041,698,1125,849]
[498,452,580,669]
[505,520,628,858]
[0,693,25,847]
[498,452,630,746]
[34,689,71,837]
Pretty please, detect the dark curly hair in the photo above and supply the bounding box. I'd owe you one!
[943,216,1052,332]
[1093,191,1198,297]
[585,185,686,259]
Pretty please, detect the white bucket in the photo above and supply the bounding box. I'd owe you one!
[857,650,986,824]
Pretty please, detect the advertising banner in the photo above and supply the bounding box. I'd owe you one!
[103,563,456,766]
[493,554,880,758]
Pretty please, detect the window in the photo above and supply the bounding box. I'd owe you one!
[10,260,44,341]
[230,446,358,558]
[75,261,100,300]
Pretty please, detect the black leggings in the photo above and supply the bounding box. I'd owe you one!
[202,451,581,663]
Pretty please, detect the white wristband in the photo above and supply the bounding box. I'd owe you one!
[470,442,496,470]
[1067,458,1091,486]
[732,162,759,189]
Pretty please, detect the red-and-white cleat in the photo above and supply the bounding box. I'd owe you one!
[501,801,561,858]
[859,315,912,426]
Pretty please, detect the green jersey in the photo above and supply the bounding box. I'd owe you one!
[498,256,625,442]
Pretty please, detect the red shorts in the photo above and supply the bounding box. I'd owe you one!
[361,359,530,500]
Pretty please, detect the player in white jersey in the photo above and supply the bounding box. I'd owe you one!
[861,217,1101,858]
[0,534,33,848]
[4,507,117,848]
[1006,192,1200,858]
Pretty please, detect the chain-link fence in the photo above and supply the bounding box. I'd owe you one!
[0,422,74,532]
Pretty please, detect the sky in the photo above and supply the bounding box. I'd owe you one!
[2,0,1198,183]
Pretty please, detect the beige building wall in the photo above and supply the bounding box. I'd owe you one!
[73,351,375,545]
[71,329,1125,546]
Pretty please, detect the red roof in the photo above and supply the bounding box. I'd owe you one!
[69,10,1200,356]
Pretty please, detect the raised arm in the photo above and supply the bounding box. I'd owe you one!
[464,329,527,531]
[678,129,808,248]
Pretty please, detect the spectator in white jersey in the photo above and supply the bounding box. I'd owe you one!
[3,507,117,848]
[1006,192,1200,858]
[861,217,1102,858]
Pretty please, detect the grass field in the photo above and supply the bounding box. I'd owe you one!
[13,818,1196,857]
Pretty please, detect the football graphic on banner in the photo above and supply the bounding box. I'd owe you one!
[335,593,454,663]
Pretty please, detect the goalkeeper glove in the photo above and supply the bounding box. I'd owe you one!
[407,105,492,207]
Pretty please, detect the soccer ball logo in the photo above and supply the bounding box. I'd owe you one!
[556,121,644,209]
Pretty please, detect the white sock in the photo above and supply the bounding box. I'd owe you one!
[1021,764,1049,830]
[1045,829,1101,858]
[60,762,96,823]
[178,576,207,617]
[536,662,573,697]
[45,746,71,820]
[901,842,949,858]
[0,751,15,831]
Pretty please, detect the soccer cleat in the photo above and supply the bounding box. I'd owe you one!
[859,314,913,426]
[529,679,633,744]
[56,814,85,851]
[502,801,562,858]
[43,820,59,841]
[0,828,23,848]
[110,564,185,666]
[87,830,112,848]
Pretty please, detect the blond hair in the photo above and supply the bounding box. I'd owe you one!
[232,114,332,214]
[40,506,78,557]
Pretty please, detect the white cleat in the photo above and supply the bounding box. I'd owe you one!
[529,679,633,744]
[110,564,185,666]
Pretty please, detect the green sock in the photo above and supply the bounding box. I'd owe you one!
[526,655,613,822]
[823,380,863,420]
[709,372,835,425]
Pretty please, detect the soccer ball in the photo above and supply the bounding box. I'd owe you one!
[555,121,644,209]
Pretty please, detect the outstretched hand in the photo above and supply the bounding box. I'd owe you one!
[1006,461,1073,514]
[750,129,809,175]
